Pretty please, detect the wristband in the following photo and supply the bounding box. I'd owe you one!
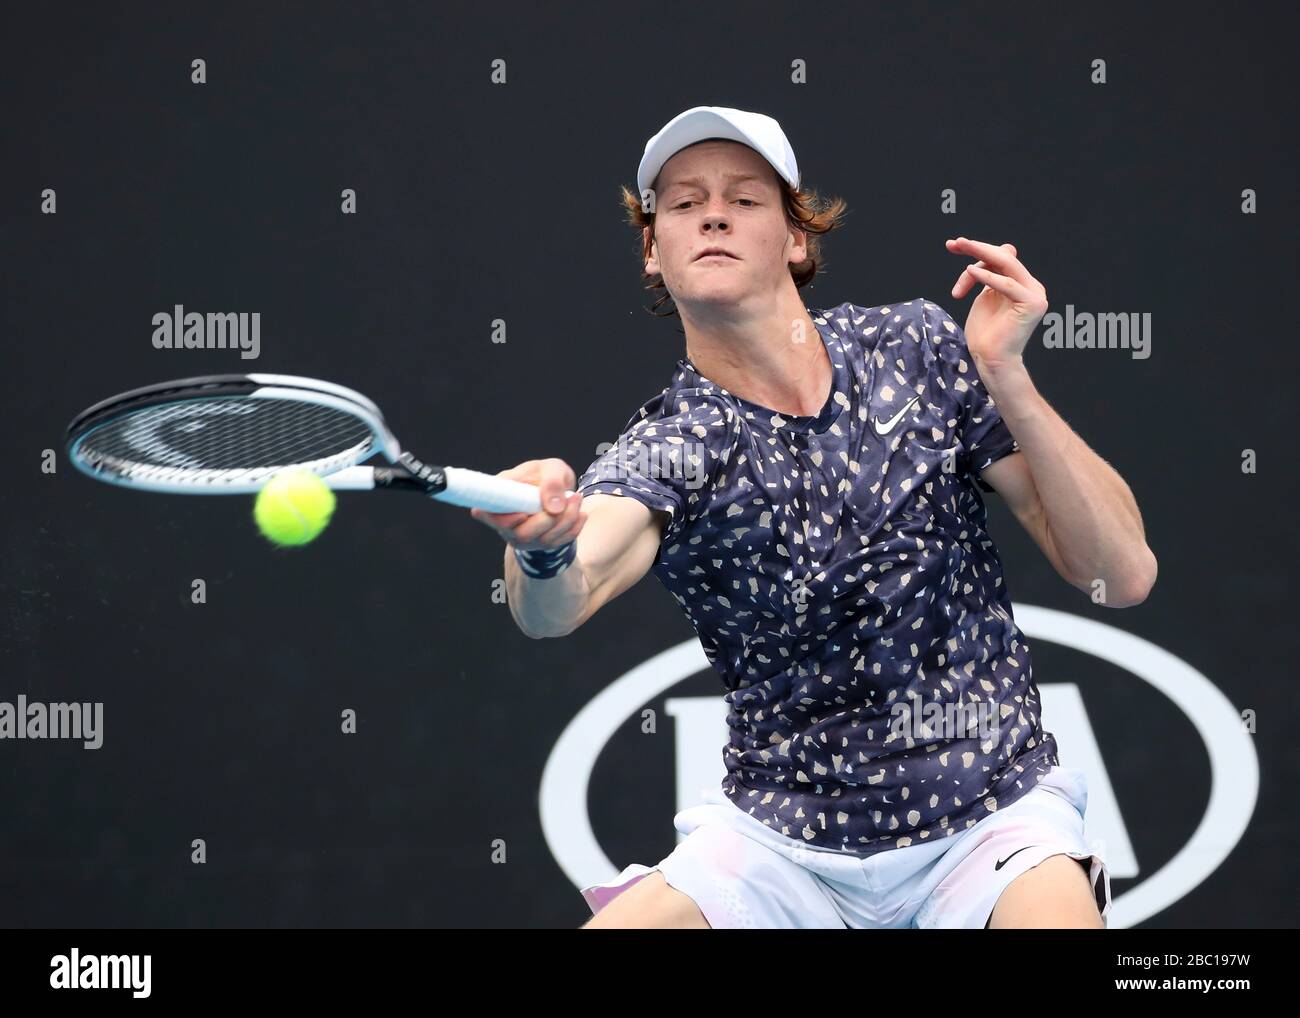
[514,539,577,579]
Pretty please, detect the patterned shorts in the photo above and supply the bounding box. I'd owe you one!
[581,765,1112,928]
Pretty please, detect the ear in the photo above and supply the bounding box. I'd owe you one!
[786,220,809,266]
[643,225,660,275]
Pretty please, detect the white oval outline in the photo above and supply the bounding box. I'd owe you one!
[539,604,1258,928]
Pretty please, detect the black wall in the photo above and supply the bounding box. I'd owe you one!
[2,1,1296,927]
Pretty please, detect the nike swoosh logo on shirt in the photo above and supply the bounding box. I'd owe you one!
[994,846,1033,871]
[872,394,920,435]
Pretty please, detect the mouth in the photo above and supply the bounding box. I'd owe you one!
[694,249,739,261]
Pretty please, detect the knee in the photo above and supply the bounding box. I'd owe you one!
[988,853,1105,929]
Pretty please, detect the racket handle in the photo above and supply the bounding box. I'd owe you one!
[437,467,544,514]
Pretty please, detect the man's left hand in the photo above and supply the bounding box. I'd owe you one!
[946,236,1049,372]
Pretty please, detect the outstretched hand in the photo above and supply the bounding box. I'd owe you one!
[469,458,585,551]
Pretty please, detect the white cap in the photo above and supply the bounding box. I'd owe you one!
[636,105,800,198]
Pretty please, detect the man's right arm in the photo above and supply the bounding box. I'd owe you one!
[470,459,668,639]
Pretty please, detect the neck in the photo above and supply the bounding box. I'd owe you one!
[680,292,830,418]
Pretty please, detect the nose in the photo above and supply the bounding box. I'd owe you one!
[700,195,732,232]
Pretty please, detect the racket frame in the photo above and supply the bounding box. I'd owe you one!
[65,374,543,513]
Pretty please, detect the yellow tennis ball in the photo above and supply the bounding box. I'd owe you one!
[253,469,336,547]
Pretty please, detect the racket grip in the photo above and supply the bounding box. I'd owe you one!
[438,467,544,514]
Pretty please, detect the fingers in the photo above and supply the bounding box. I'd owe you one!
[534,498,587,546]
[470,458,584,550]
[952,267,981,299]
[946,238,1037,298]
[946,236,1030,281]
[953,260,1003,299]
[471,505,528,543]
[963,263,1037,303]
[510,491,585,546]
[495,459,540,483]
[946,239,1050,308]
[525,458,576,514]
[470,507,529,532]
[949,243,991,298]
[473,459,576,515]
[470,491,587,548]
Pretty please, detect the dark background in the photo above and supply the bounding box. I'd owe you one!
[2,1,1296,928]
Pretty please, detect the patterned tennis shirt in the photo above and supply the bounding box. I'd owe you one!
[577,298,1060,857]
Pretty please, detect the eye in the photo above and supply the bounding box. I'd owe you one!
[672,197,756,210]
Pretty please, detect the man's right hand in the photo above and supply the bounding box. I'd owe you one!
[469,458,587,552]
[472,458,665,639]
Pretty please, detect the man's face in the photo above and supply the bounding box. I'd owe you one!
[644,139,806,310]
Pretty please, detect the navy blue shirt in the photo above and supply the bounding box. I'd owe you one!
[577,299,1059,855]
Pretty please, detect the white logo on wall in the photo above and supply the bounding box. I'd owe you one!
[539,605,1257,929]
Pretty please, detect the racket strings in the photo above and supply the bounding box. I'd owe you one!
[79,397,374,476]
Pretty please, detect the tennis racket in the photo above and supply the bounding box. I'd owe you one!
[65,373,544,513]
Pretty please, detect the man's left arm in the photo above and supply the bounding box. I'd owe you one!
[977,367,1156,607]
[946,236,1158,609]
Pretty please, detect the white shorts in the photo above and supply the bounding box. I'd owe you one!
[581,765,1112,929]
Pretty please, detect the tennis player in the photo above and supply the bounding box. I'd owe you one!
[472,106,1156,929]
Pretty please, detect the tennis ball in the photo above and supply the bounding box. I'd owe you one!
[253,469,336,547]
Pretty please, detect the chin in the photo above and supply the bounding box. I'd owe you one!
[678,273,746,295]
[677,289,747,312]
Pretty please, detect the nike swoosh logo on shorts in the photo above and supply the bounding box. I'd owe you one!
[994,846,1033,871]
[872,395,920,435]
